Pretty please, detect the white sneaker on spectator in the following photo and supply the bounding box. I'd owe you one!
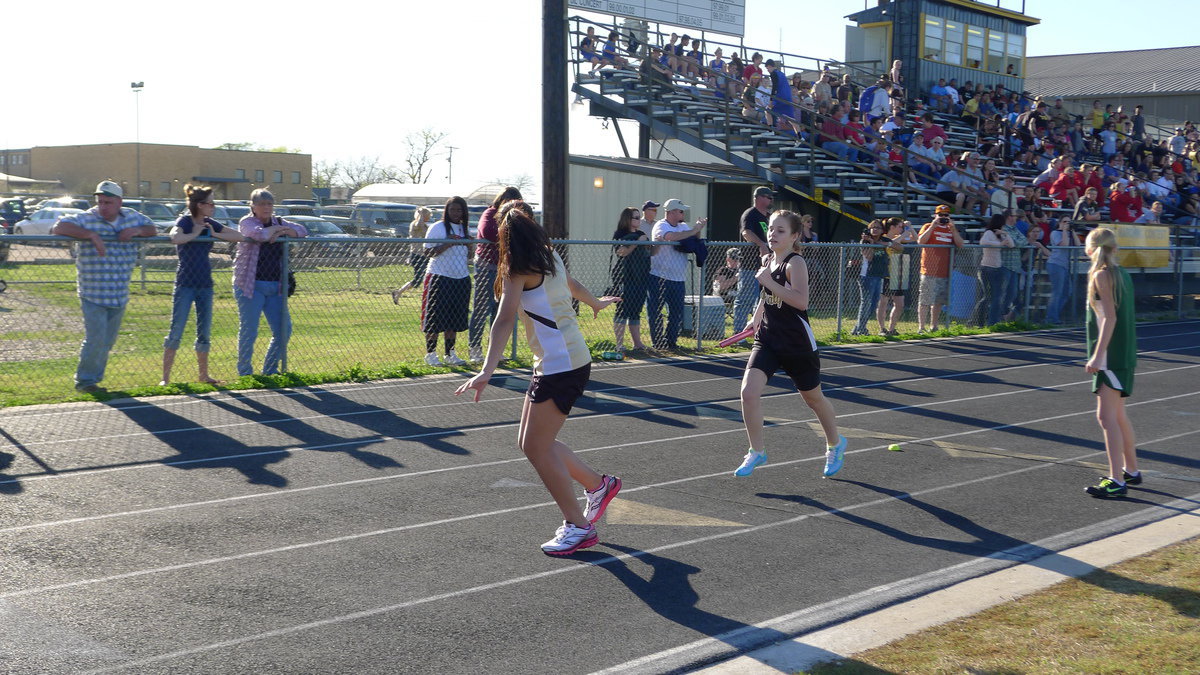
[443,353,468,367]
[424,352,443,366]
[468,348,484,363]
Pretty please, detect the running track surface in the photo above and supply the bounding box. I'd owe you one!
[0,322,1198,674]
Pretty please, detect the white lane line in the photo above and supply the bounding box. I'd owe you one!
[0,342,1196,495]
[78,422,1200,674]
[0,326,1128,449]
[5,320,1193,424]
[7,384,1198,602]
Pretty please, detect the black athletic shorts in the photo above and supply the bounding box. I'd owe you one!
[527,363,591,414]
[747,347,821,392]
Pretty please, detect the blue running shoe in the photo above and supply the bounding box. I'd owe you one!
[823,436,847,477]
[734,450,767,477]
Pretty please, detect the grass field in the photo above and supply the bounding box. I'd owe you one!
[0,243,1032,407]
[804,536,1200,674]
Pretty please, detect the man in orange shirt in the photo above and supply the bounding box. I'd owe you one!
[916,204,966,333]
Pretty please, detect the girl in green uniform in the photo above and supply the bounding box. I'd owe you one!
[1083,228,1141,498]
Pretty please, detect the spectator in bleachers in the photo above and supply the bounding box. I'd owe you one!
[639,47,672,90]
[1033,157,1062,190]
[672,34,689,74]
[990,173,1017,216]
[960,93,980,129]
[859,77,891,121]
[916,205,965,333]
[1099,123,1119,160]
[819,104,851,161]
[930,78,952,113]
[1049,166,1082,206]
[1170,127,1187,158]
[1079,163,1104,204]
[1089,100,1105,139]
[844,109,867,163]
[684,37,702,79]
[578,26,602,73]
[812,72,833,106]
[1146,168,1173,201]
[708,47,727,91]
[742,72,767,123]
[1049,97,1071,127]
[1131,105,1146,143]
[1073,187,1103,225]
[1109,181,1144,222]
[764,59,796,133]
[602,31,629,69]
[662,33,680,72]
[835,74,855,106]
[919,112,948,148]
[1135,201,1165,224]
[742,51,763,81]
[160,184,245,386]
[889,60,903,90]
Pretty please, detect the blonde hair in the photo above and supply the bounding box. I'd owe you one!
[768,210,804,252]
[1086,228,1122,306]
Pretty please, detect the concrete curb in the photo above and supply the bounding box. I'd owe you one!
[698,504,1200,674]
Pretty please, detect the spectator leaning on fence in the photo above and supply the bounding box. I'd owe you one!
[160,184,245,386]
[233,188,308,378]
[468,187,522,363]
[649,198,706,351]
[50,180,158,393]
[421,195,472,367]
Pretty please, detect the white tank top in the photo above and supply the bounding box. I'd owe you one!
[519,251,592,376]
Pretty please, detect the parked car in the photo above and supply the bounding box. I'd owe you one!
[12,207,85,236]
[35,196,91,211]
[1,198,28,233]
[286,216,363,262]
[220,203,251,224]
[348,201,416,237]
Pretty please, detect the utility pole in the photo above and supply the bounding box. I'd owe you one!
[131,81,144,197]
[542,0,567,238]
[446,145,458,183]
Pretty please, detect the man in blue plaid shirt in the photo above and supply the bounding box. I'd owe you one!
[52,181,157,393]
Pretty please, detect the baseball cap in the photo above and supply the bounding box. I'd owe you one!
[641,200,660,210]
[753,186,773,198]
[935,204,951,214]
[94,180,123,198]
[662,198,690,212]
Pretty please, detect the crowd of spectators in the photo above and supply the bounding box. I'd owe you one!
[579,21,1200,241]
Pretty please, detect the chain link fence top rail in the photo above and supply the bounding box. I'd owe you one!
[0,234,1196,406]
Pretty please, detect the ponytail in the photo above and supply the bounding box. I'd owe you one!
[1085,228,1122,307]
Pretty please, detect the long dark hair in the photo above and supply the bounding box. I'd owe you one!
[495,200,555,298]
[443,195,468,236]
[490,186,523,210]
[612,206,641,240]
[985,213,1006,232]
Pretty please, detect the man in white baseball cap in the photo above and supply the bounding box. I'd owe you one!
[648,198,707,350]
[51,180,157,393]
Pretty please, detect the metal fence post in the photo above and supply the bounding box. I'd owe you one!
[694,263,703,350]
[836,245,846,337]
[356,241,364,290]
[1176,244,1184,319]
[139,245,147,292]
[945,246,955,331]
[1023,252,1032,323]
[281,239,290,373]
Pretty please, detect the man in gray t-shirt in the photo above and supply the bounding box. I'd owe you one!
[648,198,706,350]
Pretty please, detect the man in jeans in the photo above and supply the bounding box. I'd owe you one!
[733,187,771,335]
[648,198,706,351]
[51,181,157,393]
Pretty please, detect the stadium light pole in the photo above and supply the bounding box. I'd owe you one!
[131,81,144,198]
[543,0,567,238]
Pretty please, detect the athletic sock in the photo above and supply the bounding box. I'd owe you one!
[1124,469,1140,478]
[1113,478,1126,487]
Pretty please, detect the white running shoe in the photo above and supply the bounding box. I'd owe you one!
[468,348,484,363]
[541,521,598,556]
[734,450,768,477]
[424,352,443,366]
[443,353,468,366]
[584,475,622,523]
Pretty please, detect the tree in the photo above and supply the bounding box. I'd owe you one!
[214,142,302,154]
[312,157,404,193]
[312,160,340,189]
[402,128,449,184]
[494,173,536,193]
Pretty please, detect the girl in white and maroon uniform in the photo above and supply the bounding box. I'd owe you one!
[733,210,847,480]
[456,201,623,557]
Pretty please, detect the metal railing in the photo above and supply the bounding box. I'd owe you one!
[0,234,1196,406]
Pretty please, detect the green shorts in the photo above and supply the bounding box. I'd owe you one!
[1093,368,1134,397]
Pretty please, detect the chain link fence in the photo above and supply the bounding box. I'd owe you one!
[1,234,1196,406]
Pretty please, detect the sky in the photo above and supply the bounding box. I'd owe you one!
[4,0,1196,200]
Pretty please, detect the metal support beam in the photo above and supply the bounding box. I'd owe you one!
[543,0,568,238]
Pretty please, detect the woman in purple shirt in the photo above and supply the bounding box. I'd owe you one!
[232,188,307,377]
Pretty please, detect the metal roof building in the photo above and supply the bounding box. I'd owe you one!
[1025,46,1200,127]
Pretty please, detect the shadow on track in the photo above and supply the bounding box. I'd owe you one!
[760,480,1199,617]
